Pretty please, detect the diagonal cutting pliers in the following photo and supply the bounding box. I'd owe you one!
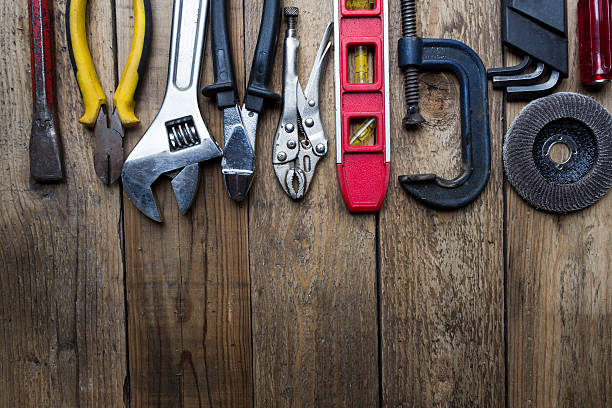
[202,0,281,202]
[67,0,151,184]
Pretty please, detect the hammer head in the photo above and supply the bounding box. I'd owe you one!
[122,112,222,222]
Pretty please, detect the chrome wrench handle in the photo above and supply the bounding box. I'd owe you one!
[168,0,208,95]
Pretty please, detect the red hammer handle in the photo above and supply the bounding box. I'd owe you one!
[29,0,57,108]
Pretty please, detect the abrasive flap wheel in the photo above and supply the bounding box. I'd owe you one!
[504,92,612,213]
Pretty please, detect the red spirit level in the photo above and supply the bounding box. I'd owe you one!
[578,0,612,84]
[334,0,390,212]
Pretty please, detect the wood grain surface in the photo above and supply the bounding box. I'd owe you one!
[246,1,379,406]
[0,0,126,406]
[379,0,505,406]
[0,0,609,407]
[506,2,612,407]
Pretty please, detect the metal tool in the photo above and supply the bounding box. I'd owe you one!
[397,0,491,209]
[504,93,612,213]
[29,0,64,182]
[487,0,568,101]
[273,8,333,200]
[202,0,281,202]
[67,0,152,184]
[122,0,222,222]
[578,0,612,84]
[334,0,391,212]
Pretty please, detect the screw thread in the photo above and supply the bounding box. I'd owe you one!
[284,7,299,29]
[400,0,423,125]
[400,0,417,37]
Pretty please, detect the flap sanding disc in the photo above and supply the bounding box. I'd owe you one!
[504,92,612,213]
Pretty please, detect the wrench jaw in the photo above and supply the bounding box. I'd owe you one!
[122,112,222,222]
[170,163,200,216]
[122,159,163,222]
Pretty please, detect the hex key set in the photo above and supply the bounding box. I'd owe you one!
[24,0,612,219]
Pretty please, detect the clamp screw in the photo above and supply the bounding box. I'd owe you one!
[285,123,295,133]
[284,7,299,29]
[315,144,326,154]
[400,0,425,128]
[305,118,314,127]
[277,152,287,161]
[308,100,316,107]
[287,140,297,149]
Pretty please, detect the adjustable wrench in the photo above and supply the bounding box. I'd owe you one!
[122,0,222,222]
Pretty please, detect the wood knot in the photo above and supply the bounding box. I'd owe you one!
[420,72,459,129]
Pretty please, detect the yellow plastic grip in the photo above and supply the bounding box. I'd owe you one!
[68,0,106,127]
[113,0,149,127]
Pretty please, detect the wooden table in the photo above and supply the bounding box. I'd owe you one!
[1,0,609,406]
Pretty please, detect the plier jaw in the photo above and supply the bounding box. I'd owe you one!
[220,105,258,202]
[273,14,333,200]
[67,0,152,184]
[93,107,124,185]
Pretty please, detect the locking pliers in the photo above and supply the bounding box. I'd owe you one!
[273,8,333,200]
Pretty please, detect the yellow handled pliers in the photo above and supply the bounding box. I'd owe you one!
[67,0,151,184]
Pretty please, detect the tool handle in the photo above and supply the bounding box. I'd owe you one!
[30,0,56,109]
[202,0,239,108]
[245,0,281,112]
[578,0,612,84]
[113,0,152,127]
[66,0,106,127]
[29,0,64,181]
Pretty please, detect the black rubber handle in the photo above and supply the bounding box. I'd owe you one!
[244,0,281,113]
[202,0,239,109]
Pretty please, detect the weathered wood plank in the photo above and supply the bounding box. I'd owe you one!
[506,2,612,407]
[0,0,126,406]
[247,2,379,407]
[379,0,505,406]
[118,0,252,406]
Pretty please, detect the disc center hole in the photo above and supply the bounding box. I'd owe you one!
[549,142,571,165]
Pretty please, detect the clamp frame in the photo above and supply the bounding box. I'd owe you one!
[398,37,491,209]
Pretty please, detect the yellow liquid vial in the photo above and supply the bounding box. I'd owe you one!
[346,0,375,10]
[350,118,376,146]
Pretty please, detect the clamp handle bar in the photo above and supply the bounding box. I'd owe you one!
[398,37,491,209]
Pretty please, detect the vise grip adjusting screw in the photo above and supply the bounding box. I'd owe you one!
[400,0,425,127]
[285,6,298,28]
